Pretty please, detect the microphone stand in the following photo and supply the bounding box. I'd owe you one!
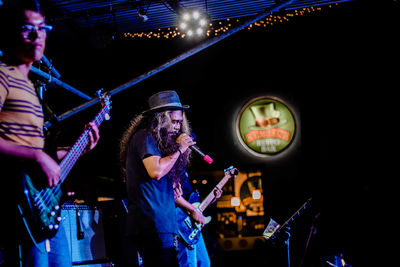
[267,198,312,267]
[284,229,291,267]
[299,212,320,267]
[273,227,291,267]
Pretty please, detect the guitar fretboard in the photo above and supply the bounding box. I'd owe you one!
[59,106,108,183]
[198,173,231,212]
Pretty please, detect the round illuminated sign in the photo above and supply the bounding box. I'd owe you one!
[236,96,296,156]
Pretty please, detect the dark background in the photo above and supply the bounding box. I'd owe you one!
[35,0,397,266]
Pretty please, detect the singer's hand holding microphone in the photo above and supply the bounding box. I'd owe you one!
[176,131,213,164]
[176,133,196,154]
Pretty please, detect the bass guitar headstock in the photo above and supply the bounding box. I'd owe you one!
[96,89,112,121]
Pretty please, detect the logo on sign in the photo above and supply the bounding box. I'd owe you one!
[236,96,296,156]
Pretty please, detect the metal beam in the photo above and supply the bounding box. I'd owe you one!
[30,66,92,100]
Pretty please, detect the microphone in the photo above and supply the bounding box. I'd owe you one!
[190,144,213,164]
[178,131,213,164]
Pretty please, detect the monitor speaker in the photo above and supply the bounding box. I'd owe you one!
[61,203,110,266]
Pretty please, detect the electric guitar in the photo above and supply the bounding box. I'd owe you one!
[176,166,238,248]
[18,90,111,239]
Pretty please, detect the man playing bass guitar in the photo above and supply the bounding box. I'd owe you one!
[0,1,100,266]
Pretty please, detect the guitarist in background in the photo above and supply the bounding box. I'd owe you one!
[174,172,222,267]
[0,0,100,266]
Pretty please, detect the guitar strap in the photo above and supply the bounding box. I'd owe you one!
[35,80,60,161]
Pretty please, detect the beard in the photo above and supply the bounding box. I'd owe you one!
[158,127,180,156]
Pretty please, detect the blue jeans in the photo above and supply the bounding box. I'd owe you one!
[178,233,210,267]
[22,223,72,267]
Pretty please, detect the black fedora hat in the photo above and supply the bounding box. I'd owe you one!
[143,90,189,114]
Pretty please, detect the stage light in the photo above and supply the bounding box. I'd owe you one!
[138,12,148,22]
[137,6,148,22]
[182,13,190,21]
[199,19,207,26]
[178,8,209,38]
[192,11,200,19]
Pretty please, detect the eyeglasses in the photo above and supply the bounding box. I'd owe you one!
[21,24,53,37]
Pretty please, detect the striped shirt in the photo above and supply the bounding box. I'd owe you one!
[0,61,44,149]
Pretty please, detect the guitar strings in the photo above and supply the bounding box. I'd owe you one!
[35,107,107,225]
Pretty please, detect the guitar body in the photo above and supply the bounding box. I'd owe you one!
[176,192,210,248]
[19,170,63,239]
[192,202,212,225]
[176,166,238,248]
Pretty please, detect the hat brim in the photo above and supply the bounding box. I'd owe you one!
[142,104,190,115]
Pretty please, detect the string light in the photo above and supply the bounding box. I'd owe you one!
[122,4,337,40]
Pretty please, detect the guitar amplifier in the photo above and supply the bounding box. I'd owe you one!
[61,203,110,266]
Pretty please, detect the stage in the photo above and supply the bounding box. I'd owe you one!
[4,0,396,266]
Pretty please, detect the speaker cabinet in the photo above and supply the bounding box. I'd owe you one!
[61,203,109,266]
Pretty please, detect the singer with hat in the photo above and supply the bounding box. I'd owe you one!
[120,90,205,266]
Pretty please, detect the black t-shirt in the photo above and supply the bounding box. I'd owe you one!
[179,171,192,200]
[125,128,178,236]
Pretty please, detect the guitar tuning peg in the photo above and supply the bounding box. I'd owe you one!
[96,88,104,98]
[224,166,233,172]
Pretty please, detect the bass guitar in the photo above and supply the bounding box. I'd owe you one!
[18,90,111,240]
[176,166,238,248]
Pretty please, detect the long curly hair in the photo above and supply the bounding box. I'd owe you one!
[120,110,192,183]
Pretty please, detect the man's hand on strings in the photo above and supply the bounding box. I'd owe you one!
[190,207,205,228]
[82,122,100,155]
[211,187,223,204]
[35,150,61,187]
